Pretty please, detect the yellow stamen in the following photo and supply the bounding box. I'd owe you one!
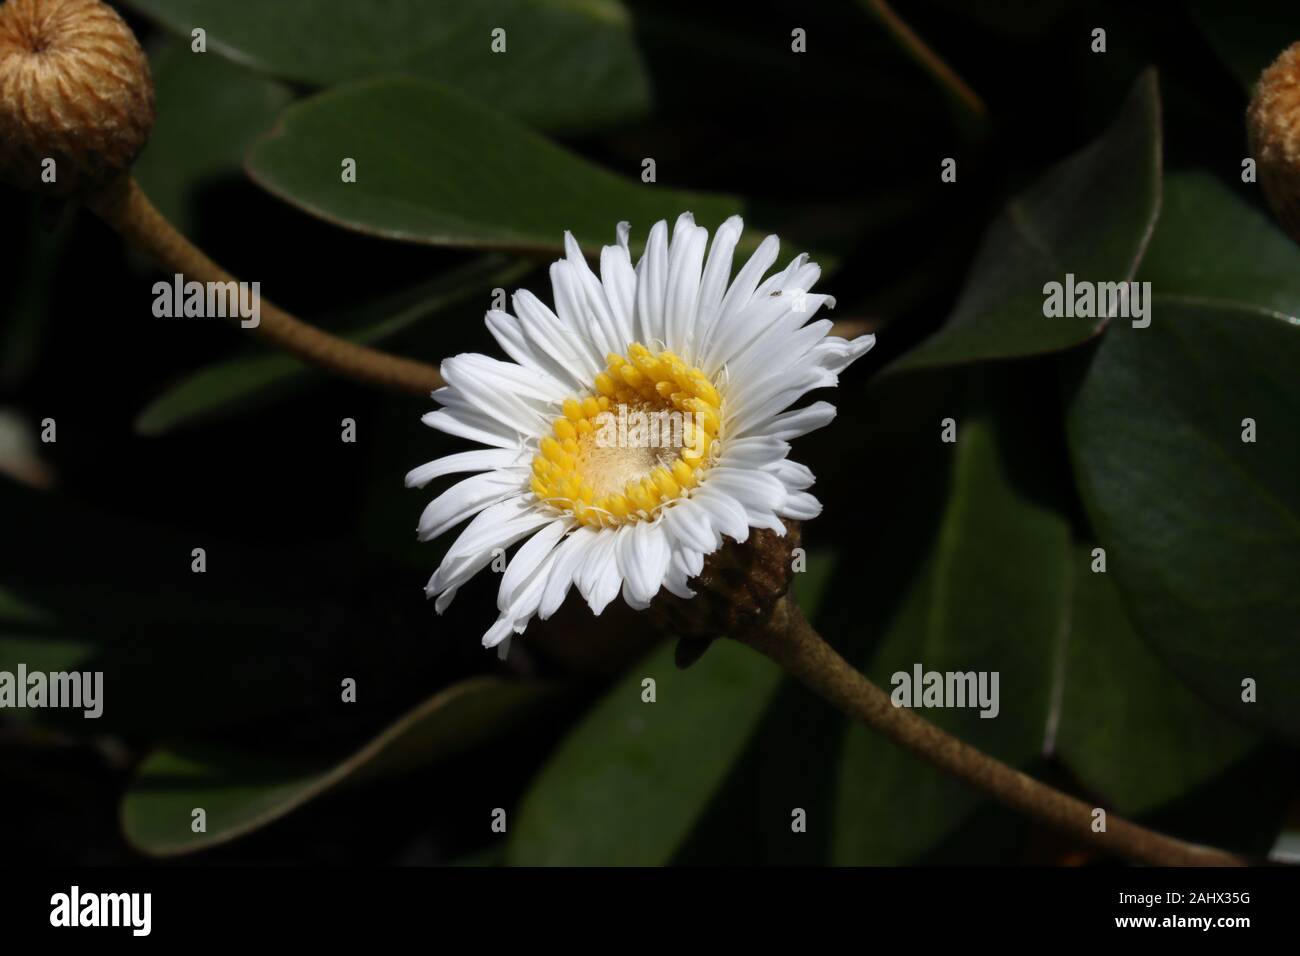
[529,342,724,526]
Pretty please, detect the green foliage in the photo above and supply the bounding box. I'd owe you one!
[134,256,531,435]
[3,2,1295,867]
[1067,303,1300,742]
[508,554,834,866]
[245,78,743,255]
[1067,171,1300,743]
[833,391,1069,863]
[1057,544,1267,818]
[134,40,293,236]
[122,678,558,856]
[123,0,651,132]
[892,72,1161,371]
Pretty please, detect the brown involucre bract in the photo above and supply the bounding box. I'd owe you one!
[0,0,154,197]
[651,521,803,644]
[1248,41,1300,246]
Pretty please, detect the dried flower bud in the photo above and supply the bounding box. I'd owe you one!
[1248,41,1300,245]
[0,0,154,197]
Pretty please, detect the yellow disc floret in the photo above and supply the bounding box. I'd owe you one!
[530,343,722,527]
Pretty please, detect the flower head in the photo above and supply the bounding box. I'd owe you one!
[1249,41,1300,245]
[0,0,154,196]
[407,214,874,653]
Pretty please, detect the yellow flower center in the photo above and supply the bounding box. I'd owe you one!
[530,343,723,527]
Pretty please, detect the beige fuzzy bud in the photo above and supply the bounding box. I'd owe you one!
[1248,41,1300,245]
[0,0,154,196]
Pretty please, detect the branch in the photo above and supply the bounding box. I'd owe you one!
[859,0,988,128]
[87,176,445,396]
[732,596,1248,867]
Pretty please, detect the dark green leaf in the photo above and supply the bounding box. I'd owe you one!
[891,70,1161,372]
[1066,170,1300,741]
[134,40,293,236]
[507,553,835,866]
[1066,302,1300,741]
[1138,171,1300,316]
[0,589,95,697]
[121,677,556,856]
[246,78,744,256]
[833,391,1070,863]
[1055,544,1263,815]
[0,585,54,627]
[124,0,651,133]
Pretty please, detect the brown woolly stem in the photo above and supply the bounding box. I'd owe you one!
[87,176,444,395]
[732,596,1248,867]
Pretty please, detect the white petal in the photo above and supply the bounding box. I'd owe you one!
[766,457,816,491]
[727,366,838,435]
[664,212,707,354]
[748,401,837,441]
[417,471,526,542]
[713,296,835,387]
[498,518,569,611]
[539,526,599,619]
[812,332,876,374]
[488,530,571,645]
[690,486,750,544]
[600,229,637,345]
[434,585,459,614]
[440,356,556,435]
[672,545,705,580]
[719,234,779,317]
[663,499,719,553]
[716,435,789,469]
[704,468,789,533]
[692,215,744,363]
[482,616,515,649]
[621,578,653,611]
[563,232,623,357]
[701,234,779,371]
[482,521,582,648]
[706,467,788,514]
[725,314,835,389]
[765,258,822,298]
[448,351,568,405]
[427,497,552,599]
[578,531,623,615]
[753,254,799,298]
[513,288,601,387]
[617,520,671,605]
[662,563,696,600]
[421,408,520,450]
[484,309,576,389]
[780,490,823,521]
[704,293,793,376]
[549,259,600,349]
[634,219,670,345]
[405,448,525,489]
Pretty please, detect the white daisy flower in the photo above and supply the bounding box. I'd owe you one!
[406,213,875,655]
